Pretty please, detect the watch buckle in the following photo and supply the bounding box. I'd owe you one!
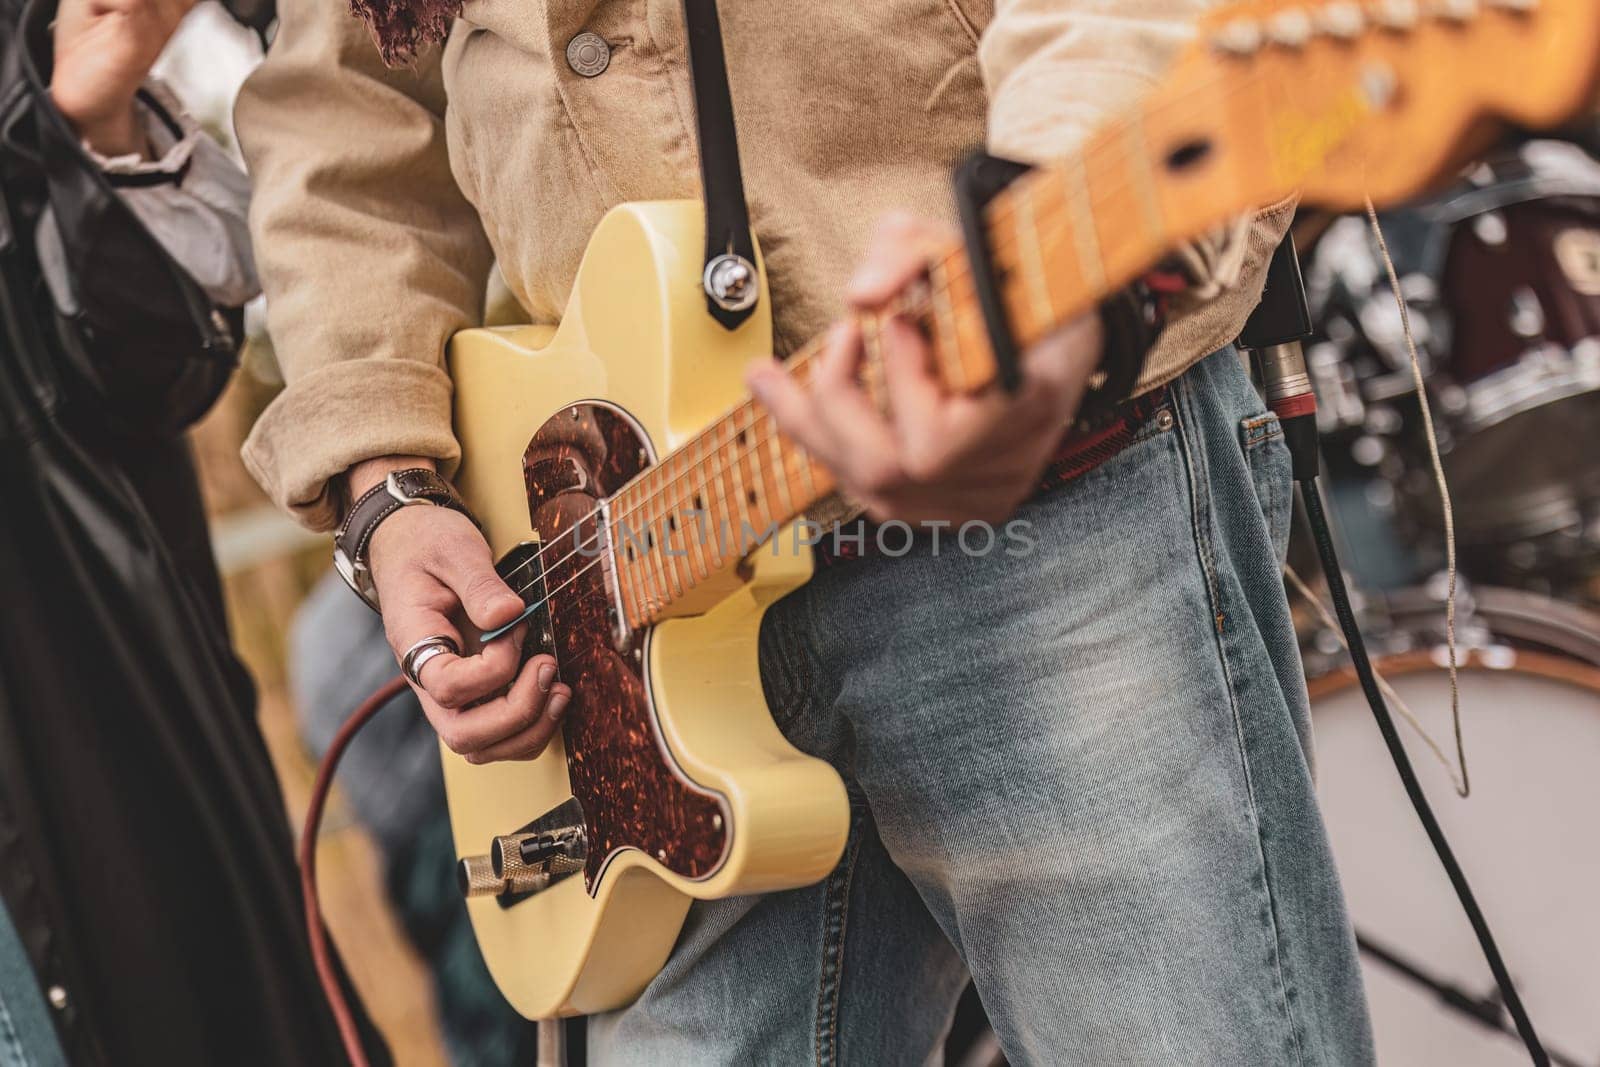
[333,544,380,610]
[386,470,429,506]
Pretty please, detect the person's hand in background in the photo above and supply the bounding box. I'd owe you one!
[51,0,196,156]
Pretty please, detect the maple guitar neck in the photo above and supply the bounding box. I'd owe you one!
[602,0,1600,632]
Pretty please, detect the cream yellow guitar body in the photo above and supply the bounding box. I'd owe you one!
[445,201,850,1019]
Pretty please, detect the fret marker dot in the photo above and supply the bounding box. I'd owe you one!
[1164,138,1213,172]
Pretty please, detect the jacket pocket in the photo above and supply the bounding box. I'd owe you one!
[1241,412,1292,564]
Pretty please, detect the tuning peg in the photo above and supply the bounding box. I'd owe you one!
[1212,18,1265,54]
[1375,0,1422,29]
[1317,3,1366,38]
[1433,0,1480,21]
[1267,9,1315,46]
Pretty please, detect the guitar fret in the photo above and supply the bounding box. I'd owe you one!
[638,477,676,605]
[764,411,794,522]
[1065,153,1107,293]
[859,314,889,415]
[1123,115,1166,243]
[709,421,734,562]
[1013,183,1056,328]
[693,431,723,569]
[726,412,752,549]
[661,454,693,592]
[794,433,818,506]
[677,449,709,582]
[741,407,773,532]
[613,506,649,625]
[639,481,671,609]
[743,406,777,538]
[928,263,968,391]
[673,451,700,587]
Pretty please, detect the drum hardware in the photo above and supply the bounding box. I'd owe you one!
[1309,588,1600,1066]
[1355,932,1592,1067]
[1244,233,1550,1064]
[1302,141,1600,593]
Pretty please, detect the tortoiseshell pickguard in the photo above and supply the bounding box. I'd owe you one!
[521,403,728,892]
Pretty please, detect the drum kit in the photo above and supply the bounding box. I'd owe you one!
[1296,138,1600,1066]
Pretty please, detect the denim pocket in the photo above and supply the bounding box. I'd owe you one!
[1240,412,1292,563]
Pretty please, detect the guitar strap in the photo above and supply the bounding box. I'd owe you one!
[681,0,759,331]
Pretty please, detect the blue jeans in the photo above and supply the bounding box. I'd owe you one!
[0,902,64,1067]
[589,349,1374,1065]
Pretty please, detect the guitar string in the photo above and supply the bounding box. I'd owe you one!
[491,33,1464,618]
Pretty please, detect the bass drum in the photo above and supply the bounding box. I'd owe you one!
[1309,588,1600,1066]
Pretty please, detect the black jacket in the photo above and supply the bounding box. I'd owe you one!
[0,1,385,1061]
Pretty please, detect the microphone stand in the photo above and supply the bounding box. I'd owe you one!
[1239,235,1550,1067]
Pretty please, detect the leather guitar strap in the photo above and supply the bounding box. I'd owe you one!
[681,0,759,330]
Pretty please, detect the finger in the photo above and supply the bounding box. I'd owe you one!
[416,624,528,710]
[846,213,957,308]
[421,521,526,632]
[429,655,561,756]
[805,323,908,492]
[879,315,951,475]
[1020,313,1104,406]
[464,685,573,764]
[381,556,523,709]
[750,323,896,478]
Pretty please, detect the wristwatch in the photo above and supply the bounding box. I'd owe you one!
[333,467,475,611]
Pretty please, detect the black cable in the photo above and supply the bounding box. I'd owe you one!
[1299,478,1549,1066]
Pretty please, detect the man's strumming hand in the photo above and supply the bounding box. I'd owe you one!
[353,456,573,764]
[747,213,1105,527]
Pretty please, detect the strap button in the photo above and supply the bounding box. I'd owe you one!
[566,32,611,77]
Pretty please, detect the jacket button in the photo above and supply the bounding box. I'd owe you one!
[566,32,610,77]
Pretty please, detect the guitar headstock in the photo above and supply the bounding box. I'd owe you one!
[1166,0,1600,213]
[927,0,1600,393]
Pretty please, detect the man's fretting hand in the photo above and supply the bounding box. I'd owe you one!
[747,213,1105,526]
[354,456,573,764]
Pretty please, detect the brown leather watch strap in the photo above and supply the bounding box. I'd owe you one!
[332,468,475,610]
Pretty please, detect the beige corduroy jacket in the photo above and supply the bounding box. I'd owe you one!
[236,0,1292,530]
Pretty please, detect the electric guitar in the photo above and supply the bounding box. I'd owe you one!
[440,0,1600,1018]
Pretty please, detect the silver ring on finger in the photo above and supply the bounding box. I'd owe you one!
[400,634,461,689]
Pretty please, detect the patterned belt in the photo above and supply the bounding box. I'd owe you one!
[815,385,1171,566]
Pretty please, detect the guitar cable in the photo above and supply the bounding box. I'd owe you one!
[1245,237,1550,1067]
[299,673,409,1067]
